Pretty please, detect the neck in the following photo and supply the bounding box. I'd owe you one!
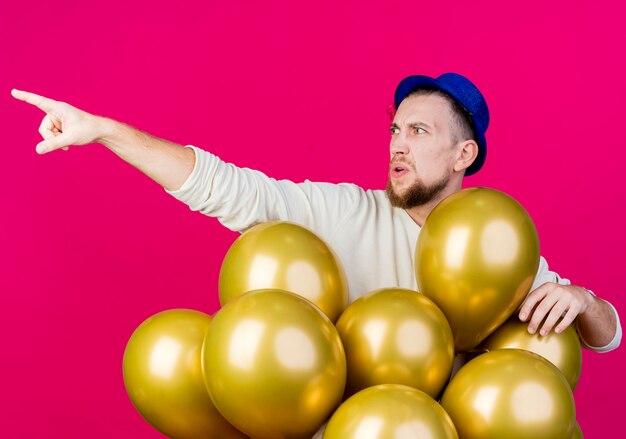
[405,180,463,227]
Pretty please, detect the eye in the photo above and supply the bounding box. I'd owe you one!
[390,126,400,135]
[414,127,426,134]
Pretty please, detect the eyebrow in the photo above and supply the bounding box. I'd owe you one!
[390,121,434,131]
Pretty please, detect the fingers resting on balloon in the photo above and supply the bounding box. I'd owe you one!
[518,283,588,336]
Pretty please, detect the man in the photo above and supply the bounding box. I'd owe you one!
[11,73,621,352]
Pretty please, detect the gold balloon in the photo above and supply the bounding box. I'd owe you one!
[441,349,576,439]
[219,221,349,322]
[324,384,458,439]
[336,288,454,398]
[480,317,582,389]
[572,422,583,438]
[123,309,245,439]
[203,289,347,439]
[415,188,540,352]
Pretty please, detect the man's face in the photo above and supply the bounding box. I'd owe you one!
[386,93,460,209]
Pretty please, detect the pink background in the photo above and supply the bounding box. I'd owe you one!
[1,0,624,437]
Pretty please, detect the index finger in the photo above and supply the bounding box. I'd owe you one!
[518,282,552,321]
[11,89,59,113]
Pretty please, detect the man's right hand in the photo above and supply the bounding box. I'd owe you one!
[12,88,195,191]
[11,89,106,154]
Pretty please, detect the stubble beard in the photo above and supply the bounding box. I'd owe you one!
[385,174,450,209]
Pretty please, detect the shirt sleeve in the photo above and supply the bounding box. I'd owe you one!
[576,293,622,353]
[163,145,362,240]
[531,256,622,353]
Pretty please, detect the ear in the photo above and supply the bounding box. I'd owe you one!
[454,140,479,173]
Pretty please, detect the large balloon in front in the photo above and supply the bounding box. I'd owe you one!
[203,289,346,439]
[415,188,540,352]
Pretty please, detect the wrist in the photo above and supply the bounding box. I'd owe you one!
[95,117,123,148]
[581,288,598,315]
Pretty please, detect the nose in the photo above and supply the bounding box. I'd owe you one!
[390,133,410,156]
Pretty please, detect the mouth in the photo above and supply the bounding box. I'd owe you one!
[390,163,410,179]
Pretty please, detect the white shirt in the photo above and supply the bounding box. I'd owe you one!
[166,145,621,352]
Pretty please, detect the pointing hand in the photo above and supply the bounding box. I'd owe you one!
[12,89,104,154]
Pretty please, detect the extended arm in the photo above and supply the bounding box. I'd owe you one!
[11,89,194,191]
[12,89,359,236]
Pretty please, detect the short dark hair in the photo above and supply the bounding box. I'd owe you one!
[402,87,476,145]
